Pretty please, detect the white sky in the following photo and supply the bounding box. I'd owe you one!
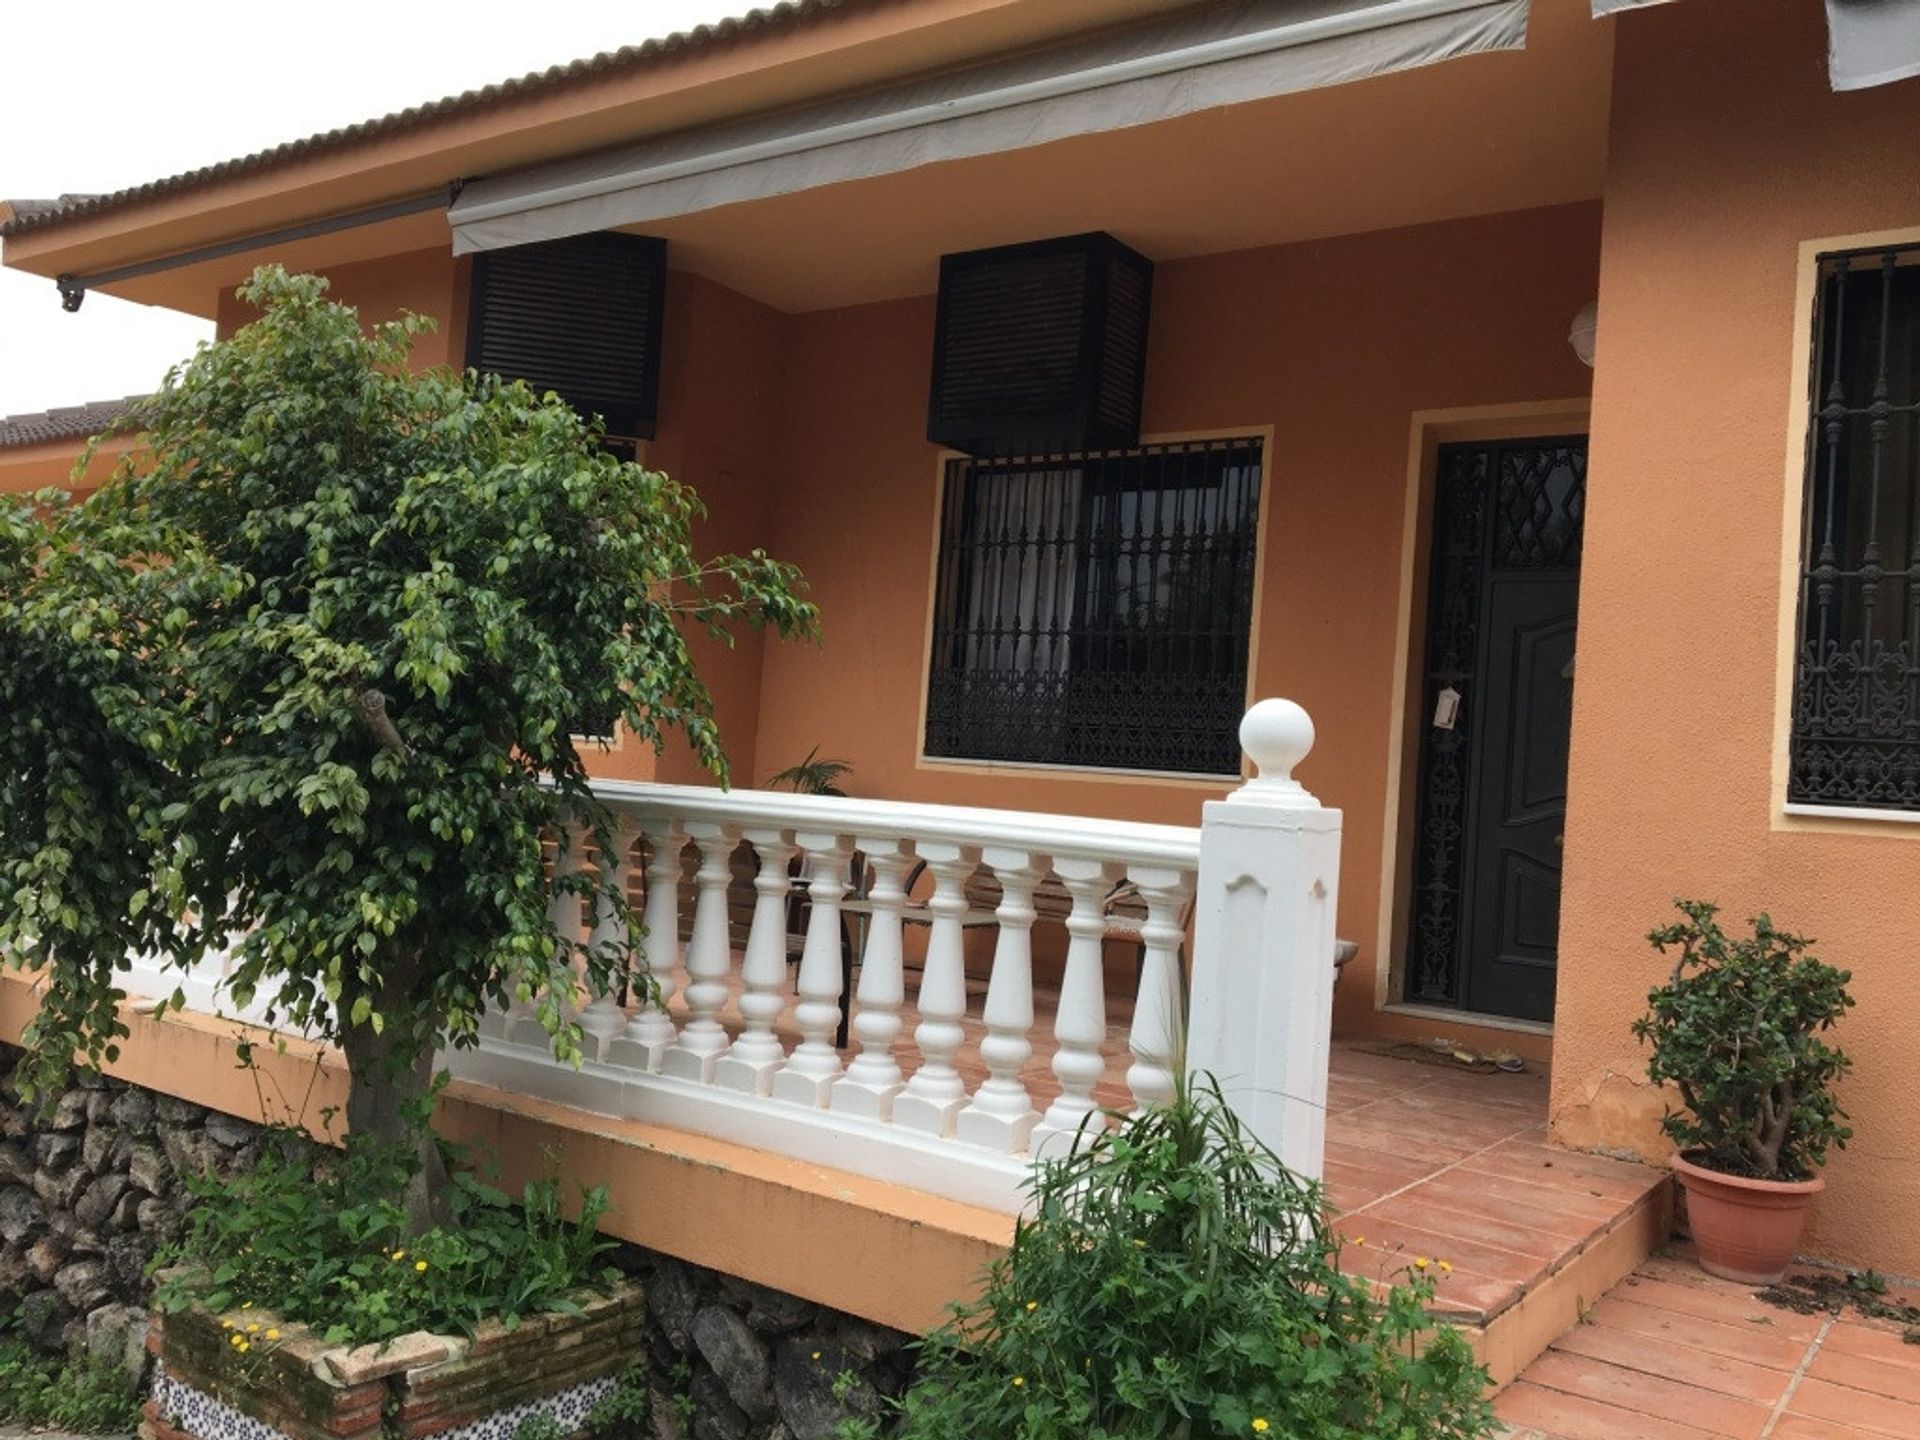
[0,0,749,418]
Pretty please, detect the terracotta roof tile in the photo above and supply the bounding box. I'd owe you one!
[0,2,852,240]
[0,396,145,450]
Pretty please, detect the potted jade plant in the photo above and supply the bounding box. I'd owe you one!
[1633,900,1854,1284]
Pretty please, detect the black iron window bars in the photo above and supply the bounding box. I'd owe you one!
[1791,244,1920,812]
[925,437,1263,776]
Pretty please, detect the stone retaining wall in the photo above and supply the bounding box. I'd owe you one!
[0,1046,916,1439]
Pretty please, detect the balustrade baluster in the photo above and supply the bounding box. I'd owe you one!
[1124,864,1192,1113]
[893,842,976,1137]
[955,847,1042,1152]
[605,821,684,1072]
[716,828,797,1095]
[1029,856,1113,1158]
[660,822,738,1084]
[830,837,911,1120]
[772,832,854,1107]
[578,819,638,1057]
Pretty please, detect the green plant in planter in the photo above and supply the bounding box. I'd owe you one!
[881,1074,1494,1440]
[0,265,814,1230]
[1633,900,1854,1181]
[153,1125,619,1345]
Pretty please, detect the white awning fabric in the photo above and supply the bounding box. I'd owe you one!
[449,0,1530,255]
[1825,0,1920,92]
[1592,0,1920,92]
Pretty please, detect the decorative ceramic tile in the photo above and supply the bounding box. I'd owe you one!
[152,1360,618,1440]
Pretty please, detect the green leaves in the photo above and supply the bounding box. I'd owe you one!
[886,1075,1495,1440]
[0,265,815,1169]
[1635,899,1855,1180]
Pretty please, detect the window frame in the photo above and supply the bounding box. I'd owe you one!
[1776,228,1920,832]
[1774,240,1920,821]
[915,427,1273,787]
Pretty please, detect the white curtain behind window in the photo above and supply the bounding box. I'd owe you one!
[962,469,1081,675]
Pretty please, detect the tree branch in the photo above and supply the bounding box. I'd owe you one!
[349,687,409,758]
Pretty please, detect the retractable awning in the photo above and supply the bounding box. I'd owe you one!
[1591,0,1920,93]
[449,0,1530,255]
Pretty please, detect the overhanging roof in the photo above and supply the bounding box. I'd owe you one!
[450,0,1530,255]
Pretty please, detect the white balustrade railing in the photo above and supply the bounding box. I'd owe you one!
[446,697,1342,1212]
[116,699,1341,1215]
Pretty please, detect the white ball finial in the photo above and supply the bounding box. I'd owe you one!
[1230,698,1318,807]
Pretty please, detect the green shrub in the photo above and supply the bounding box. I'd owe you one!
[1633,900,1853,1180]
[153,1127,617,1345]
[0,1333,142,1433]
[885,1075,1494,1440]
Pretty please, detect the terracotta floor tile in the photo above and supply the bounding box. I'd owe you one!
[1333,1213,1547,1286]
[1518,1351,1771,1438]
[1495,1380,1738,1440]
[1768,1417,1894,1440]
[1821,1319,1920,1373]
[1786,1376,1920,1438]
[1809,1343,1920,1405]
[1578,1295,1812,1370]
[1321,1120,1481,1169]
[1360,1193,1583,1261]
[1456,1145,1661,1203]
[1408,1167,1627,1225]
[1608,1275,1824,1340]
[1548,1322,1792,1404]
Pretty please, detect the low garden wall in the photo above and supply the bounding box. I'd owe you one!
[0,1046,913,1440]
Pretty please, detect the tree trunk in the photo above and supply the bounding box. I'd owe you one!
[339,1010,452,1234]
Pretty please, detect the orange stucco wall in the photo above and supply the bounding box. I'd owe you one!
[1554,0,1920,1276]
[759,203,1600,1041]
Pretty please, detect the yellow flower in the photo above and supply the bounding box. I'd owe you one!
[1350,1236,1365,1247]
[265,1328,281,1341]
[221,1319,234,1330]
[1438,1260,1453,1274]
[415,1260,429,1273]
[1413,1256,1431,1271]
[392,1250,406,1263]
[811,1352,821,1362]
[1025,1301,1039,1312]
[246,1322,260,1334]
[1252,1421,1271,1434]
[1012,1376,1026,1389]
[229,1334,243,1348]
[237,1341,250,1354]
[239,1302,253,1311]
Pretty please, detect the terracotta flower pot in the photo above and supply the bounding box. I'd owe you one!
[1672,1151,1823,1285]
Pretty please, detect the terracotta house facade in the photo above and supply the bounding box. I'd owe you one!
[4,0,1918,1284]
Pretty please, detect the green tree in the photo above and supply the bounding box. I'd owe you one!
[0,266,814,1228]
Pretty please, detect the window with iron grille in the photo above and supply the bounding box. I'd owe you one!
[1792,244,1920,812]
[925,438,1263,775]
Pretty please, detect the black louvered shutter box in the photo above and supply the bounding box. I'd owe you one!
[927,231,1153,457]
[467,231,667,440]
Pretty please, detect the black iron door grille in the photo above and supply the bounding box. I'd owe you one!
[924,438,1263,775]
[1407,438,1586,1009]
[1791,244,1920,812]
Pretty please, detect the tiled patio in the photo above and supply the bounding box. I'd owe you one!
[1321,1043,1667,1330]
[1496,1250,1920,1439]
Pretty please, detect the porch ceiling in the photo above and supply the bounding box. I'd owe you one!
[28,0,1610,318]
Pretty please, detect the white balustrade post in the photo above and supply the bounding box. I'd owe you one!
[579,818,638,1057]
[772,832,854,1107]
[605,821,684,1072]
[1123,864,1193,1113]
[1029,856,1115,1159]
[660,821,739,1084]
[512,827,585,1049]
[716,828,797,1095]
[1186,699,1342,1180]
[893,842,977,1137]
[955,847,1041,1152]
[830,837,910,1120]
